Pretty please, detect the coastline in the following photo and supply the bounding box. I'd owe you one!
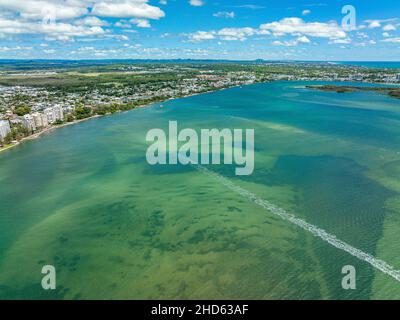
[0,115,102,154]
[0,85,241,155]
[0,143,20,153]
[1,79,396,156]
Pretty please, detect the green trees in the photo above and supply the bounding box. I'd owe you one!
[14,105,31,116]
[3,132,14,144]
[0,125,30,146]
[75,106,92,119]
[65,114,75,123]
[94,104,118,115]
[4,124,30,142]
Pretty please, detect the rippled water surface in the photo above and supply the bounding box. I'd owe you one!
[1,82,400,299]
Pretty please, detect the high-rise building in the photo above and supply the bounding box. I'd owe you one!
[44,107,56,124]
[44,106,64,124]
[53,105,64,121]
[0,120,11,140]
[22,114,36,132]
[32,112,49,129]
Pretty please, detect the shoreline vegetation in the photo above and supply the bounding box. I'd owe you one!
[306,85,400,99]
[2,81,400,155]
[0,86,233,154]
[2,80,400,155]
[1,61,399,155]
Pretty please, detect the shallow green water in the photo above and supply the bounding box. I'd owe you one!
[1,81,400,299]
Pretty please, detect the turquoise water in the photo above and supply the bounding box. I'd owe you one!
[1,81,400,299]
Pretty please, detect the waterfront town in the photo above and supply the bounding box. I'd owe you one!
[1,62,400,150]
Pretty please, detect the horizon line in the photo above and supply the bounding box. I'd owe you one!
[0,58,399,63]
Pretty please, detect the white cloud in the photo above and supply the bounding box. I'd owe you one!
[189,31,215,41]
[189,27,256,42]
[260,18,347,39]
[189,0,204,7]
[115,20,132,28]
[383,24,396,31]
[130,18,151,28]
[329,38,352,44]
[273,36,311,46]
[382,32,390,38]
[108,34,129,41]
[0,46,32,52]
[218,27,256,41]
[213,11,235,19]
[297,35,310,43]
[0,0,166,40]
[77,46,96,51]
[365,18,397,29]
[356,32,368,39]
[272,40,289,46]
[0,17,106,41]
[382,37,400,43]
[188,17,348,43]
[75,16,109,27]
[0,0,165,20]
[234,5,265,10]
[367,21,381,29]
[122,29,138,33]
[0,0,89,20]
[92,1,165,19]
[302,10,311,16]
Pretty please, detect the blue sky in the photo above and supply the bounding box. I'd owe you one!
[0,0,399,61]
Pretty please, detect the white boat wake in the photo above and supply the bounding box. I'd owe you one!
[194,165,400,282]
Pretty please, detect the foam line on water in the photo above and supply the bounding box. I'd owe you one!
[194,165,400,282]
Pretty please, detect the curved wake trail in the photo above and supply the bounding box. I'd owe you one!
[194,165,400,282]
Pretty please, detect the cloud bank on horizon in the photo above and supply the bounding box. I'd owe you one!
[0,0,398,61]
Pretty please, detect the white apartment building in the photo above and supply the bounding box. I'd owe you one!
[22,114,37,132]
[0,120,11,140]
[32,112,49,129]
[44,106,64,124]
[44,107,56,124]
[53,105,64,121]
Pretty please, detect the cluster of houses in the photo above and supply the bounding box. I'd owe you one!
[1,66,400,144]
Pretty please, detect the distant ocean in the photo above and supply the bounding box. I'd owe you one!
[334,61,400,69]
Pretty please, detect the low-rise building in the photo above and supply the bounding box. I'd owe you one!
[63,105,75,114]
